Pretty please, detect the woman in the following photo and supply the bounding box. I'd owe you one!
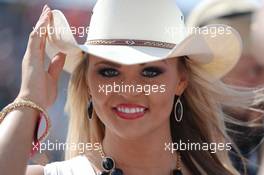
[0,1,263,175]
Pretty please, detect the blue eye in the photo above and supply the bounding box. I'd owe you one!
[141,67,164,77]
[98,68,119,77]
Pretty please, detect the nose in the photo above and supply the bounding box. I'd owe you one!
[116,78,144,98]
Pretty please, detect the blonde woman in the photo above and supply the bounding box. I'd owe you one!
[0,1,263,175]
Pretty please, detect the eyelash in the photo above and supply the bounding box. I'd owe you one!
[98,67,119,77]
[97,67,164,78]
[141,67,164,77]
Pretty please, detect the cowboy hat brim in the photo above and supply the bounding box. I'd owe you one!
[45,10,242,79]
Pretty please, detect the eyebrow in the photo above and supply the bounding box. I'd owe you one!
[95,61,122,68]
[95,60,167,67]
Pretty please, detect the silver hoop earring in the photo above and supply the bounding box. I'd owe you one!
[87,96,93,119]
[174,96,183,122]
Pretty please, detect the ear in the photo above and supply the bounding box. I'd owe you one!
[175,77,188,96]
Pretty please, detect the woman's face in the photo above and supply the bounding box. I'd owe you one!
[87,55,187,140]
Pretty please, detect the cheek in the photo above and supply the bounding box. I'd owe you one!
[147,74,178,119]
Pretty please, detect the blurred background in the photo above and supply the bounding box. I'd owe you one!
[0,0,263,174]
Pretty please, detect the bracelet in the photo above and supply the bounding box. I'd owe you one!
[0,98,51,143]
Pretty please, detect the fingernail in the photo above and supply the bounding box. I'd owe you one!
[42,4,47,11]
[44,12,51,19]
[43,8,51,16]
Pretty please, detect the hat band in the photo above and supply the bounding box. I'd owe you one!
[85,39,176,49]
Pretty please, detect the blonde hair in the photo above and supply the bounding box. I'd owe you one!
[64,55,264,175]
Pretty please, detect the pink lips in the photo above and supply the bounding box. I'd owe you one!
[112,103,148,120]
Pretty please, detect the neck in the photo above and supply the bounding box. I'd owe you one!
[102,119,178,175]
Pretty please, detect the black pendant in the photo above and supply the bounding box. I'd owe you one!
[88,101,93,119]
[173,169,183,175]
[110,168,123,175]
[99,171,109,175]
[102,157,115,171]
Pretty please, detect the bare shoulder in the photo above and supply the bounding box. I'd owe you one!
[25,165,44,175]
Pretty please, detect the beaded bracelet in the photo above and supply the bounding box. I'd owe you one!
[0,98,51,156]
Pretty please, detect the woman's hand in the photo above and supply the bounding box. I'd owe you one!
[17,5,66,109]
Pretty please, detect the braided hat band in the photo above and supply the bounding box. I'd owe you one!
[86,39,176,49]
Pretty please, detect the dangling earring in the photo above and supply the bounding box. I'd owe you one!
[87,95,93,119]
[174,96,183,122]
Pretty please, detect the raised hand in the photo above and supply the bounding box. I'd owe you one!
[18,5,66,109]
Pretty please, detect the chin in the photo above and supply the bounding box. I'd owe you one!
[110,124,154,141]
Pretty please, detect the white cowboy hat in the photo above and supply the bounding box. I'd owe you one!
[186,0,259,61]
[186,0,259,28]
[45,0,242,79]
[251,2,264,65]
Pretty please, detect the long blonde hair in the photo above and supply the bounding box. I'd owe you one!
[64,55,264,175]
